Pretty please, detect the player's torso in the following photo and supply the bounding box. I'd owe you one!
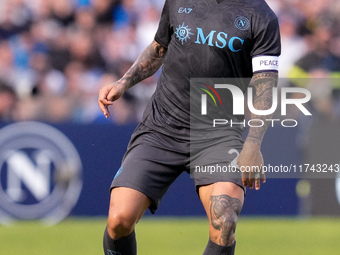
[163,0,256,79]
[143,0,274,138]
[154,0,259,117]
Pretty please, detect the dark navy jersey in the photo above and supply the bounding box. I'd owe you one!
[141,0,281,140]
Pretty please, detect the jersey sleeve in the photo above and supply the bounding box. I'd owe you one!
[154,0,172,48]
[251,17,281,73]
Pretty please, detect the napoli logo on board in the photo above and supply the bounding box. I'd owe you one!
[0,122,82,225]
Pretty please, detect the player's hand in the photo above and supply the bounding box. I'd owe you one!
[237,142,266,190]
[98,81,125,118]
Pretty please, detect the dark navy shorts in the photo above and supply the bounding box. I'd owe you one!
[111,123,245,213]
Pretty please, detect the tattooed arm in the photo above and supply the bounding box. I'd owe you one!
[237,72,278,190]
[98,40,167,118]
[246,72,278,143]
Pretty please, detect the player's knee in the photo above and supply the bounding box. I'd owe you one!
[224,216,238,244]
[107,210,137,238]
[209,195,242,246]
[211,215,238,245]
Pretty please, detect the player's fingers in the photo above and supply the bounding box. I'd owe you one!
[242,171,249,187]
[98,87,114,116]
[107,88,122,102]
[248,171,254,189]
[255,172,261,190]
[98,98,113,118]
[261,171,266,183]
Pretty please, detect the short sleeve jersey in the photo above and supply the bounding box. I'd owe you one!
[141,0,281,140]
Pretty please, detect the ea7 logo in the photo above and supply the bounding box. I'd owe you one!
[178,7,192,14]
[201,84,312,116]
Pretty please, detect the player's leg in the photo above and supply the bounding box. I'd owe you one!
[106,187,151,238]
[199,182,244,255]
[103,124,187,255]
[103,187,151,255]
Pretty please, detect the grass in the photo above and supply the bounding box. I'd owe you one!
[0,217,339,254]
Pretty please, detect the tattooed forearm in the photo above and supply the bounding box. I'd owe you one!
[245,72,278,144]
[210,195,242,246]
[119,40,167,90]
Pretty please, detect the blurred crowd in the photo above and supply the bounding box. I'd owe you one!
[271,0,340,119]
[0,0,339,124]
[0,0,162,124]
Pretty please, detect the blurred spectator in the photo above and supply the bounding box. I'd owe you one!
[287,4,340,118]
[278,10,308,78]
[289,14,340,77]
[0,81,17,122]
[49,0,75,27]
[0,0,32,40]
[0,0,162,124]
[91,0,117,25]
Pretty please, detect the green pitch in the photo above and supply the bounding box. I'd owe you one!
[1,217,339,254]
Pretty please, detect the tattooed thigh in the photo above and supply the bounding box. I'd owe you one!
[210,195,243,246]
